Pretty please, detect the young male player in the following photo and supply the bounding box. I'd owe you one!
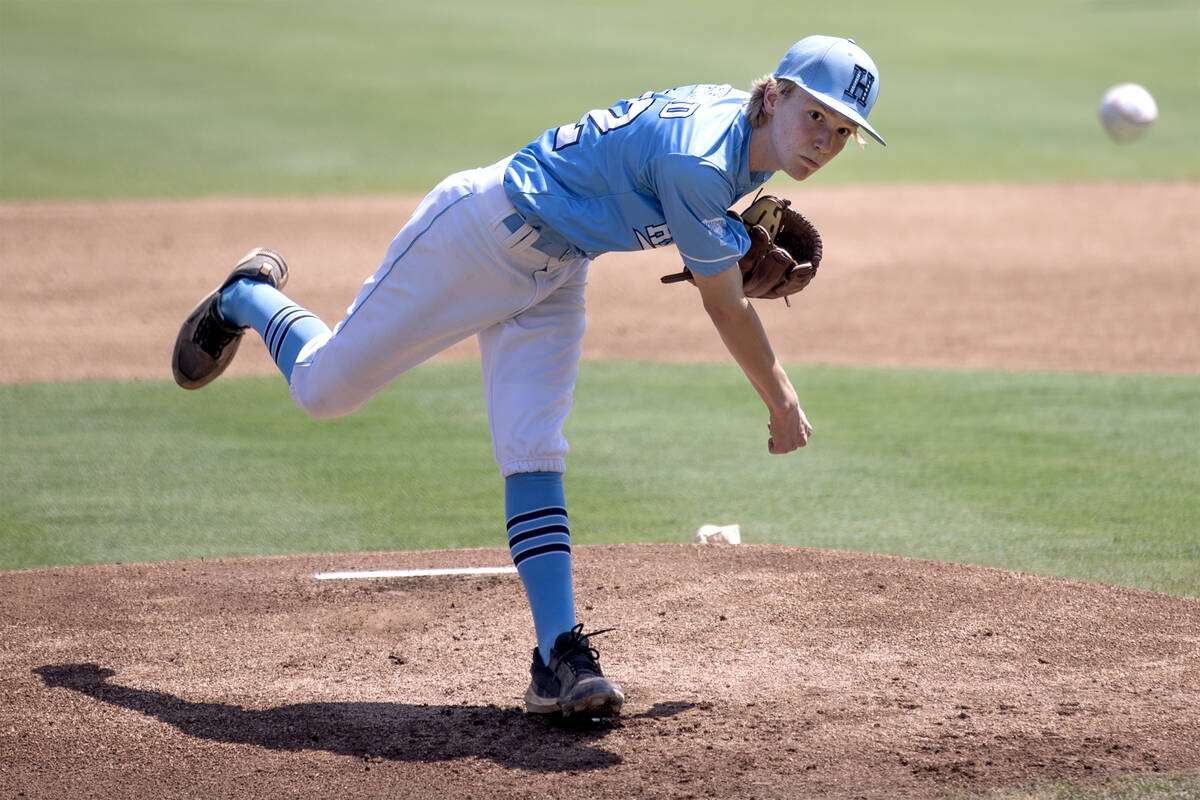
[172,35,885,719]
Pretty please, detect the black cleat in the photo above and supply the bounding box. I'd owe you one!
[171,247,288,389]
[524,624,624,718]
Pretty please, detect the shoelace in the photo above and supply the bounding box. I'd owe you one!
[557,624,616,674]
[194,305,241,358]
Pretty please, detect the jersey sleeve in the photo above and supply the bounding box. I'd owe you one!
[650,154,749,276]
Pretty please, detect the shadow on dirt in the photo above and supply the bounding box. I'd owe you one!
[34,663,693,773]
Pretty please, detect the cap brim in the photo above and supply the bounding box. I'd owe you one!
[797,85,887,147]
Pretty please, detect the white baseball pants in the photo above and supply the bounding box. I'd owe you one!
[289,158,591,477]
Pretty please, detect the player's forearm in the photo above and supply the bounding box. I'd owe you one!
[703,295,798,414]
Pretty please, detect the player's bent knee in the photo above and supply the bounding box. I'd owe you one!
[290,386,370,419]
[288,371,372,419]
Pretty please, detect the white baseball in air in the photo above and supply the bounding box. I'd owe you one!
[1098,83,1157,143]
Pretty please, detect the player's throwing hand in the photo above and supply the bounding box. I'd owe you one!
[768,404,813,454]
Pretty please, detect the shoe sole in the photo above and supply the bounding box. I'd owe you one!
[171,248,289,389]
[523,683,561,715]
[524,678,625,717]
[560,679,625,718]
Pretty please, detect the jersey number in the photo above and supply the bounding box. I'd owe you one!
[554,93,699,150]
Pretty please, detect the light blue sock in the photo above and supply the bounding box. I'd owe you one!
[505,471,575,668]
[219,278,330,382]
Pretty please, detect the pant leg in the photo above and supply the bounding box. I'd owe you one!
[288,158,562,419]
[478,257,590,477]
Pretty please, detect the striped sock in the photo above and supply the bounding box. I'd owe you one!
[505,472,575,667]
[219,278,330,382]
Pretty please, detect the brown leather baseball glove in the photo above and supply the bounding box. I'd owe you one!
[661,195,823,302]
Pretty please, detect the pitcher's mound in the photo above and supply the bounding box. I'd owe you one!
[3,543,1197,799]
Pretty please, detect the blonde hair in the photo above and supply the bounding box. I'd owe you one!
[747,74,868,147]
[747,74,792,129]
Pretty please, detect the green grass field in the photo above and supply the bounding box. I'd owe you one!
[3,363,1197,598]
[1,0,1198,198]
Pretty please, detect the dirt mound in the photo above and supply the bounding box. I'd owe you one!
[3,544,1197,799]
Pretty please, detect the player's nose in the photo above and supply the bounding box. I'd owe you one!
[811,124,833,152]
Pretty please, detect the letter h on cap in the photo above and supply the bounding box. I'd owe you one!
[843,65,875,109]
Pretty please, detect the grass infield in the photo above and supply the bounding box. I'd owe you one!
[3,362,1196,598]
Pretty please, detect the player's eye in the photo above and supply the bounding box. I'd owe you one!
[809,110,823,121]
[837,127,851,137]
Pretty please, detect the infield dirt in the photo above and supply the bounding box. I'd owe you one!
[1,183,1198,799]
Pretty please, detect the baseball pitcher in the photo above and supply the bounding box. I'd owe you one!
[172,35,885,719]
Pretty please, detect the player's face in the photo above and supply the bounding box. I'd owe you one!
[760,87,857,181]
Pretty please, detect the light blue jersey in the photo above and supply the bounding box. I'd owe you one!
[504,84,774,275]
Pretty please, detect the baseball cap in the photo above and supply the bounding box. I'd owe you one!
[774,36,886,146]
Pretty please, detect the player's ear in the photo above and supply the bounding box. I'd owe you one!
[763,81,779,115]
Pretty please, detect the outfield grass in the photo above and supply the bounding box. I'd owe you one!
[2,0,1197,199]
[2,362,1196,597]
